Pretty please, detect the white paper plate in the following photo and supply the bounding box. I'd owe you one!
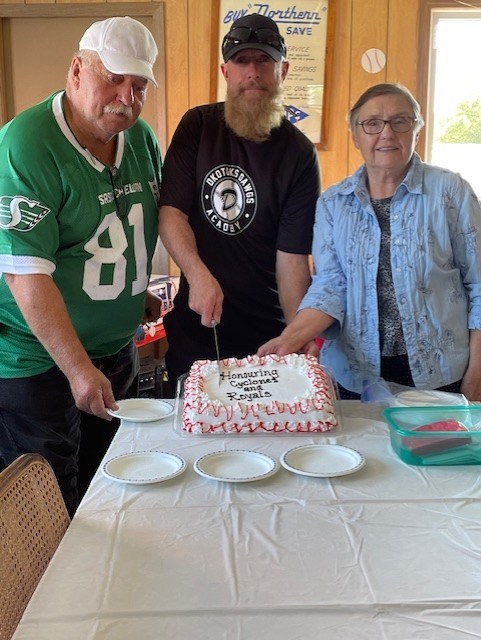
[102,451,186,484]
[280,444,365,478]
[107,399,174,422]
[194,450,279,483]
[394,389,468,407]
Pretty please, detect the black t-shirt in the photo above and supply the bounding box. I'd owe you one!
[160,102,320,354]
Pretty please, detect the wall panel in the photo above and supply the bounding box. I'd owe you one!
[163,0,188,147]
[347,0,388,173]
[318,0,352,187]
[386,0,419,92]
[187,0,212,109]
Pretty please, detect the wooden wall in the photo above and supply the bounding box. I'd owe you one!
[0,0,421,187]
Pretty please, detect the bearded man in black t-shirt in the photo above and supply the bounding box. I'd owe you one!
[158,13,321,385]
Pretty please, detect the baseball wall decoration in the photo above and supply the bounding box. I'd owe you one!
[361,48,386,74]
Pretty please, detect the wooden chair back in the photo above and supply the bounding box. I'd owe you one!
[0,453,70,640]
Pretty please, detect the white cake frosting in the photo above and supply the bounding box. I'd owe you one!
[182,353,339,434]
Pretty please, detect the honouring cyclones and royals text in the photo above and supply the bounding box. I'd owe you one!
[220,368,279,401]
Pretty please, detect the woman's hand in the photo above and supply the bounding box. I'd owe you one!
[258,334,304,357]
[460,369,481,402]
[258,309,334,357]
[461,329,481,401]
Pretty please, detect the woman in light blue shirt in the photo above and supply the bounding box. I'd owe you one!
[259,83,481,400]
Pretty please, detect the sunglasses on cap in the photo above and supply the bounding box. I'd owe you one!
[222,26,287,58]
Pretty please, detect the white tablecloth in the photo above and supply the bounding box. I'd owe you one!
[13,401,481,639]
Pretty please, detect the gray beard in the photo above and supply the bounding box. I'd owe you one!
[224,84,285,143]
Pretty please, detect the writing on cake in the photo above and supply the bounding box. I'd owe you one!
[221,368,279,400]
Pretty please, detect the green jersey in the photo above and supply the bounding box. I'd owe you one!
[0,92,162,377]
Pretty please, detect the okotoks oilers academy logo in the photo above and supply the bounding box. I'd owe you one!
[201,164,257,235]
[0,196,50,232]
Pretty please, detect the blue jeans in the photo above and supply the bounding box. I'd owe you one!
[0,341,139,516]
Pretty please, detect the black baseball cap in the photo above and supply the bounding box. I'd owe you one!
[222,13,287,62]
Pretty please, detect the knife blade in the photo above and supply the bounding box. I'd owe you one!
[212,320,222,387]
[211,320,222,387]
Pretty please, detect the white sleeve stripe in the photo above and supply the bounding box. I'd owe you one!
[0,255,55,275]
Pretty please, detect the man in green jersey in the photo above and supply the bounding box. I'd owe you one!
[0,17,162,515]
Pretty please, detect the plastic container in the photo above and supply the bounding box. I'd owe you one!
[383,405,481,465]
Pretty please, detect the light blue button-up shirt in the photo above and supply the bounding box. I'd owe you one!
[300,153,481,393]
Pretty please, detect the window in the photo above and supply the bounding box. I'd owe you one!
[421,2,481,196]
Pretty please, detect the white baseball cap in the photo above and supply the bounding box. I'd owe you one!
[79,16,158,87]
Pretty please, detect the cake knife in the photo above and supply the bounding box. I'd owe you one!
[211,320,222,386]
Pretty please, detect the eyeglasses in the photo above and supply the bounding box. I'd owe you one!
[356,116,417,135]
[222,26,287,58]
[108,166,127,220]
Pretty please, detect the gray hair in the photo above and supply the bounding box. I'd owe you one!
[75,50,100,66]
[348,83,424,132]
[67,50,100,83]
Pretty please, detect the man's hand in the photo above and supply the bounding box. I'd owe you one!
[188,268,224,327]
[68,362,119,420]
[5,273,119,420]
[158,206,224,326]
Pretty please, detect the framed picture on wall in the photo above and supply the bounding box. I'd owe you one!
[211,0,335,148]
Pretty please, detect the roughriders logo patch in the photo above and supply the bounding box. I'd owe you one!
[0,196,50,232]
[201,164,257,235]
